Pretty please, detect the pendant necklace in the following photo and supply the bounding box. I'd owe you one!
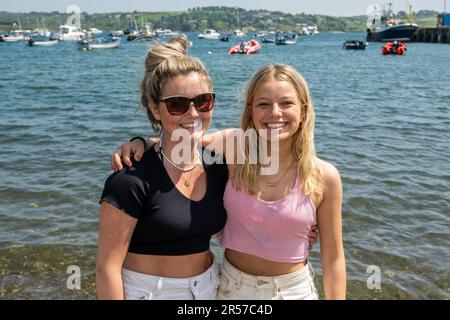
[159,140,201,187]
[265,160,296,188]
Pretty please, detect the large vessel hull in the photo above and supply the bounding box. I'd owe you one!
[367,24,418,42]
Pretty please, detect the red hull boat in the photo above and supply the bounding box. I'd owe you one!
[382,41,407,55]
[228,39,261,55]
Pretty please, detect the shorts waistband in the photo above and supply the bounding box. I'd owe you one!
[221,256,313,288]
[122,261,218,289]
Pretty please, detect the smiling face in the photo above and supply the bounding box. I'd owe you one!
[149,72,213,142]
[250,78,303,143]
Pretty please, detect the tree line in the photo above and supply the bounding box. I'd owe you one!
[0,7,440,32]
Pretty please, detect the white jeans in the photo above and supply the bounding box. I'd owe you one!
[218,257,319,300]
[122,262,219,300]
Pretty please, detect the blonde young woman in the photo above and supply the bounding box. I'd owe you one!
[97,36,228,300]
[112,64,346,299]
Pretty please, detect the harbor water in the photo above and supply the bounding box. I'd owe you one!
[0,32,449,299]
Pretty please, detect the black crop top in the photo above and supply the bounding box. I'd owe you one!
[100,146,228,255]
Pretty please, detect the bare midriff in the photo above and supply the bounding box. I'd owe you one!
[123,250,213,278]
[225,249,306,276]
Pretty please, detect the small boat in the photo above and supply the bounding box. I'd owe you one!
[275,34,297,45]
[110,30,124,37]
[129,24,156,42]
[27,37,59,47]
[89,28,103,35]
[0,32,24,42]
[59,25,84,41]
[228,39,261,55]
[155,29,179,37]
[198,29,221,40]
[261,37,275,43]
[342,40,367,50]
[49,32,61,41]
[232,29,245,37]
[78,38,120,51]
[382,41,407,55]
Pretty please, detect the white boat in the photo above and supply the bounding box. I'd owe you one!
[233,29,245,37]
[78,38,120,51]
[155,29,179,37]
[297,24,319,35]
[89,28,103,34]
[129,23,155,42]
[0,32,24,42]
[34,28,51,37]
[28,38,59,47]
[111,30,124,37]
[307,26,320,35]
[59,25,84,41]
[198,29,221,39]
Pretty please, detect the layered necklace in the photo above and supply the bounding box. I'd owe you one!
[159,140,202,187]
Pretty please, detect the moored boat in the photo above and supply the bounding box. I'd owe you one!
[78,38,120,51]
[382,41,407,55]
[275,33,297,45]
[342,40,367,50]
[27,37,59,47]
[0,32,24,42]
[227,39,261,55]
[198,29,221,40]
[366,3,418,42]
[59,25,84,41]
[261,37,275,43]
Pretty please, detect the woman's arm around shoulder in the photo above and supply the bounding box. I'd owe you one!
[202,128,239,154]
[315,158,346,300]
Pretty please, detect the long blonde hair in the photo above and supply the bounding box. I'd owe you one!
[140,36,213,132]
[232,64,322,196]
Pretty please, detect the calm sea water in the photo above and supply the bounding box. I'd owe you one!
[0,33,449,299]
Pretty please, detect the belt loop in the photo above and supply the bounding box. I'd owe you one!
[156,277,163,291]
[236,274,242,289]
[273,278,280,297]
[309,263,315,278]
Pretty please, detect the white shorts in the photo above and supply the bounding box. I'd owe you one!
[218,257,319,300]
[122,262,219,300]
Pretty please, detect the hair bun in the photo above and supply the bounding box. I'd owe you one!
[145,36,189,72]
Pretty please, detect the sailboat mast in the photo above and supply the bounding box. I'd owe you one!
[238,8,240,30]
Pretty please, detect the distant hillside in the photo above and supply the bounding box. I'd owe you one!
[0,7,441,32]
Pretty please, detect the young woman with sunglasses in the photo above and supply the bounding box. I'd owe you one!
[96,36,228,300]
[111,64,346,300]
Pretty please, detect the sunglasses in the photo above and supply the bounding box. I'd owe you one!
[160,93,215,116]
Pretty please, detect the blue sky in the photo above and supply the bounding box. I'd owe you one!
[1,0,447,16]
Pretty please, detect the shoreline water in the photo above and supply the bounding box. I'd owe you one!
[0,32,449,299]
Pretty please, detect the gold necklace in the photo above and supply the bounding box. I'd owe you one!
[159,140,201,172]
[264,160,296,188]
[157,141,201,188]
[182,167,197,188]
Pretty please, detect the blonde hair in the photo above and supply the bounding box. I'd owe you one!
[140,36,213,132]
[233,64,322,196]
